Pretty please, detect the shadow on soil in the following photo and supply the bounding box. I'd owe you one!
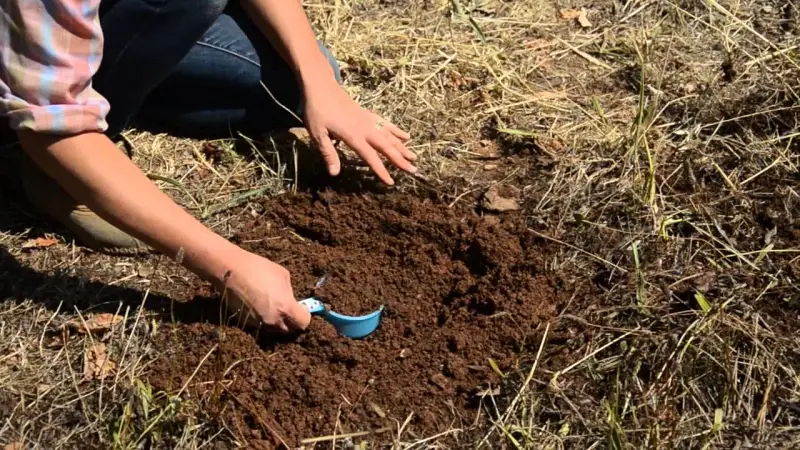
[0,243,190,319]
[0,154,242,335]
[0,243,304,347]
[139,120,408,196]
[231,129,420,196]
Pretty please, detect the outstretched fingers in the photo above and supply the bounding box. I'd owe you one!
[311,129,341,176]
[325,112,418,185]
[366,132,417,175]
[348,137,395,185]
[375,117,417,163]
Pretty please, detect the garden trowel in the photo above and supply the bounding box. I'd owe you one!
[299,297,383,339]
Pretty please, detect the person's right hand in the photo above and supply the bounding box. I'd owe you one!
[216,248,311,332]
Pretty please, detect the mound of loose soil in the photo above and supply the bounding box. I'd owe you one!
[147,191,566,447]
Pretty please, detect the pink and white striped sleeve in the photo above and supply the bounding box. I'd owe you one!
[0,0,110,135]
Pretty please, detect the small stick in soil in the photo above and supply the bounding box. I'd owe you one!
[480,323,550,447]
[220,383,290,449]
[527,228,628,273]
[300,427,393,445]
[343,378,374,423]
[38,300,63,358]
[178,344,218,397]
[549,327,639,391]
[403,427,464,449]
[447,187,480,208]
[114,289,150,391]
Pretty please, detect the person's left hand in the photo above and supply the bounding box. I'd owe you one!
[302,78,417,185]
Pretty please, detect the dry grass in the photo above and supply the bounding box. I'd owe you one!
[1,0,799,448]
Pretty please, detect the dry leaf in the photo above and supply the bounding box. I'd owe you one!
[482,185,521,213]
[21,237,58,249]
[559,8,592,27]
[65,313,123,335]
[83,342,116,380]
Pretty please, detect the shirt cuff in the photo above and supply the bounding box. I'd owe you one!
[7,103,109,135]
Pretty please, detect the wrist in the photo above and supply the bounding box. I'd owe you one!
[181,234,245,287]
[297,56,338,91]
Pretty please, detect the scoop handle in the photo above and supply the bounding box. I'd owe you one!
[299,297,327,316]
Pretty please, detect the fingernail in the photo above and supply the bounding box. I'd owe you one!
[409,166,418,174]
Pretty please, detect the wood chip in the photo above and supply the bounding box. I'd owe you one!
[64,313,123,335]
[83,342,116,380]
[560,8,592,28]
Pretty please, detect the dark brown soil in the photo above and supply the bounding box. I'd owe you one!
[147,191,567,447]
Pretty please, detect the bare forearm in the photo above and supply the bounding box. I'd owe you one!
[17,131,239,283]
[241,0,334,85]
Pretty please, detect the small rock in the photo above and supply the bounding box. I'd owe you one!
[482,215,501,226]
[682,82,697,94]
[430,373,450,390]
[484,164,498,170]
[369,401,387,418]
[475,141,500,157]
[481,185,521,212]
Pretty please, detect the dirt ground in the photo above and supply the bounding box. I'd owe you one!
[146,191,565,446]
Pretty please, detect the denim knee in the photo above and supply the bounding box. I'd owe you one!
[188,0,229,27]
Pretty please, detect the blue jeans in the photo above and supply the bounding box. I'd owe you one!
[95,0,341,138]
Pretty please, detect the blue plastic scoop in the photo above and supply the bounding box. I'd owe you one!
[299,297,384,339]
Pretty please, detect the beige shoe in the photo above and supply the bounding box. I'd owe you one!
[21,156,149,255]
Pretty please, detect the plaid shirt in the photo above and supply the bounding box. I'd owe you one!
[1,0,110,135]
